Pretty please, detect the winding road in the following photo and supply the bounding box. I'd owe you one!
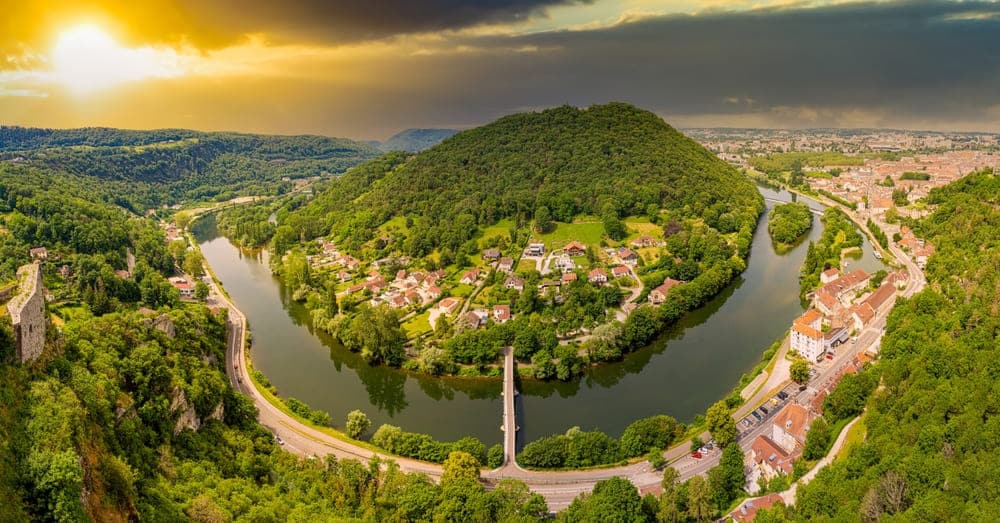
[207,193,926,512]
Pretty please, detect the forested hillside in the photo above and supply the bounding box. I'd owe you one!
[287,103,763,256]
[776,169,1000,520]
[0,126,381,210]
[378,128,458,152]
[0,169,547,521]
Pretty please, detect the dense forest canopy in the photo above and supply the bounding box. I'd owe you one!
[288,103,764,256]
[767,202,813,245]
[0,126,381,210]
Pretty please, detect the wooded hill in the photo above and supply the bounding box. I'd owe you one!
[290,103,764,256]
[0,126,381,211]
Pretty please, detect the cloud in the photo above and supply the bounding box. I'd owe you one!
[0,0,594,59]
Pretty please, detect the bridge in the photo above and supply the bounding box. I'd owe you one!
[500,346,520,469]
[763,196,824,216]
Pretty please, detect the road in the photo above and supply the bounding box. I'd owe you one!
[202,191,926,512]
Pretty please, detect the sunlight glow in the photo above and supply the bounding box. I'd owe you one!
[51,24,184,94]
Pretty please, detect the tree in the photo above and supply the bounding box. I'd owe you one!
[441,451,480,486]
[345,410,372,439]
[686,475,713,522]
[708,443,745,508]
[647,447,665,470]
[706,400,737,448]
[487,444,504,468]
[182,249,205,277]
[174,211,192,229]
[690,436,704,453]
[339,305,406,366]
[802,416,830,460]
[790,360,811,385]
[194,281,210,301]
[534,205,553,234]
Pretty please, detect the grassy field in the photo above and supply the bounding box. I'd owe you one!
[624,216,661,237]
[450,283,476,298]
[835,415,867,462]
[378,215,409,235]
[539,220,605,248]
[479,219,515,247]
[403,311,432,338]
[516,258,538,274]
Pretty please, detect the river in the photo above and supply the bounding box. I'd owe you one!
[192,185,885,446]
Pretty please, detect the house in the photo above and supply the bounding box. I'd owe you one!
[746,435,794,490]
[611,265,631,280]
[504,276,526,292]
[338,270,352,282]
[914,244,935,268]
[463,310,488,329]
[483,248,501,261]
[347,284,365,294]
[553,255,576,273]
[649,278,682,305]
[731,494,785,523]
[343,256,360,270]
[168,277,195,299]
[618,247,638,265]
[388,294,408,309]
[438,297,461,315]
[426,286,442,300]
[825,326,849,351]
[630,236,658,249]
[527,242,545,256]
[885,270,908,289]
[588,268,608,285]
[794,308,823,330]
[771,403,814,453]
[538,280,561,293]
[498,257,515,273]
[561,272,578,284]
[29,247,48,260]
[564,241,587,257]
[851,303,876,331]
[405,290,422,306]
[460,269,481,285]
[820,268,839,284]
[813,289,841,316]
[396,269,408,281]
[791,322,824,362]
[493,304,511,324]
[815,269,870,307]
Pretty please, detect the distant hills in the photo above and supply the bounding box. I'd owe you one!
[377,128,459,152]
[0,126,381,209]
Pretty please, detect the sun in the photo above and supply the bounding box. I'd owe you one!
[51,24,183,95]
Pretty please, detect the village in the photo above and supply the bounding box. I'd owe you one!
[299,230,684,342]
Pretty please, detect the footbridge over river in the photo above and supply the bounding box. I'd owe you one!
[500,346,521,471]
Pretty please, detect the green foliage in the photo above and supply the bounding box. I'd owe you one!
[559,477,648,523]
[487,444,505,468]
[767,202,813,245]
[900,171,931,181]
[370,424,488,464]
[620,415,683,457]
[802,416,831,460]
[867,218,889,249]
[707,444,746,510]
[345,409,371,439]
[750,152,864,174]
[790,359,811,384]
[518,426,624,469]
[706,400,737,448]
[0,126,381,208]
[284,397,332,426]
[337,304,406,366]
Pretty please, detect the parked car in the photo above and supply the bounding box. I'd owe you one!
[751,411,762,421]
[777,391,789,400]
[759,406,769,415]
[691,451,703,459]
[275,435,285,445]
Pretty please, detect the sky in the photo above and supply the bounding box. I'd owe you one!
[1,0,999,140]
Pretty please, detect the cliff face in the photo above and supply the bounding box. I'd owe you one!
[7,263,45,363]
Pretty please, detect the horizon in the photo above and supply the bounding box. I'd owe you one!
[2,1,999,139]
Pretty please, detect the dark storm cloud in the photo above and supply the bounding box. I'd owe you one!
[176,0,594,44]
[411,0,1000,129]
